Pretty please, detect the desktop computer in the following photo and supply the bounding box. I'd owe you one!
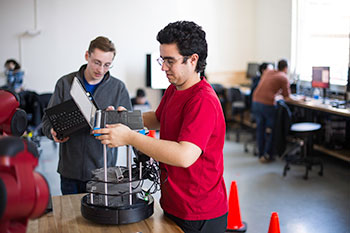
[312,66,330,103]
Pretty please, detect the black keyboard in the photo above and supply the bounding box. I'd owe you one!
[45,99,88,139]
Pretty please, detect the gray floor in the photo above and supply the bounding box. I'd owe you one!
[35,135,350,233]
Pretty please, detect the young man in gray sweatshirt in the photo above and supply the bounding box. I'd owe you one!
[41,36,132,194]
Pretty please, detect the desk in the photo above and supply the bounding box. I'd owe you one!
[285,96,350,162]
[27,194,183,233]
[286,95,350,118]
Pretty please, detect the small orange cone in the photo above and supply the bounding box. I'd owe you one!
[268,212,281,233]
[226,181,247,232]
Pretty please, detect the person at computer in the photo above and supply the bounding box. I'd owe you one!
[94,21,228,233]
[41,36,132,195]
[252,59,292,163]
[250,62,273,107]
[251,63,273,94]
[131,88,151,109]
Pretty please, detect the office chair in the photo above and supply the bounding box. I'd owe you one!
[225,87,248,142]
[18,90,41,130]
[243,82,259,155]
[243,113,258,155]
[275,101,324,180]
[21,92,54,152]
[211,83,226,116]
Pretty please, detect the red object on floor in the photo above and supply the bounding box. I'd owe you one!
[226,181,247,232]
[268,212,281,233]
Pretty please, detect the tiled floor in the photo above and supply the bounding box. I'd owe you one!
[35,136,350,233]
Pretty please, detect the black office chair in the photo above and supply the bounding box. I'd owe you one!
[225,87,247,142]
[243,81,259,155]
[18,90,41,130]
[21,92,54,152]
[211,83,226,115]
[36,93,53,136]
[243,113,258,155]
[275,101,324,179]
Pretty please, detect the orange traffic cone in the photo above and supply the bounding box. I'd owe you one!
[226,181,247,232]
[268,212,280,233]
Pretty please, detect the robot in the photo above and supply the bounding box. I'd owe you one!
[81,112,159,225]
[0,89,50,233]
[0,89,27,136]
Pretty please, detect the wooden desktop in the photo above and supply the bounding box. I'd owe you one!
[286,95,350,118]
[27,194,183,233]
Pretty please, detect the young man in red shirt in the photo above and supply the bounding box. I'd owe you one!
[95,21,228,233]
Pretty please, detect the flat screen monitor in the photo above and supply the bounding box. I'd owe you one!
[312,66,330,88]
[146,53,170,89]
[246,63,260,78]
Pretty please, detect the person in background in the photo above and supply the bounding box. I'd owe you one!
[249,62,273,111]
[94,21,228,233]
[131,88,151,112]
[131,88,150,106]
[251,63,272,97]
[41,36,132,195]
[252,59,292,163]
[4,59,24,93]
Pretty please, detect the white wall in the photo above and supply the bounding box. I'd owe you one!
[0,0,292,106]
[255,0,293,64]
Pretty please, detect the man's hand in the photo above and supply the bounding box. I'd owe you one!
[105,106,115,111]
[117,106,127,111]
[94,124,132,148]
[50,128,69,143]
[105,106,127,111]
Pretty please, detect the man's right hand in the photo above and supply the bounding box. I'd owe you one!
[50,128,69,143]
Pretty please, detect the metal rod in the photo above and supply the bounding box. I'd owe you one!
[99,110,108,207]
[127,145,132,205]
[139,161,142,180]
[103,144,108,206]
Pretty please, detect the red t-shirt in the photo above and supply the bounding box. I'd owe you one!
[155,78,228,220]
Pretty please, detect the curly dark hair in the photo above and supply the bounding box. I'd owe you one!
[157,21,207,73]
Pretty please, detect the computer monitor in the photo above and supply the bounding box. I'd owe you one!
[246,63,260,78]
[312,66,330,89]
[146,53,170,90]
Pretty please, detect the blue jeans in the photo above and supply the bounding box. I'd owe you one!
[252,102,277,158]
[60,176,88,195]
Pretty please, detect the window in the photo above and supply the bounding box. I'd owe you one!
[292,0,350,86]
